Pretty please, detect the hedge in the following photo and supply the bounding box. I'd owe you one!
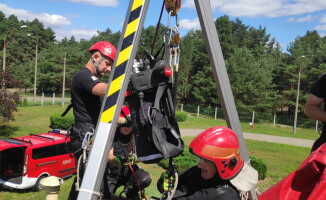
[157,145,197,172]
[175,111,187,122]
[50,113,74,130]
[249,156,267,180]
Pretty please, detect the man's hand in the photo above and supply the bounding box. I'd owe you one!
[127,152,137,165]
[114,156,127,166]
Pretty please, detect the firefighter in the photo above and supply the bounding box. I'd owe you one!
[101,106,152,199]
[305,72,326,152]
[67,41,116,200]
[158,126,258,200]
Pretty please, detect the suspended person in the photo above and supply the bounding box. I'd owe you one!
[304,72,326,152]
[101,106,152,200]
[67,41,117,200]
[157,126,258,200]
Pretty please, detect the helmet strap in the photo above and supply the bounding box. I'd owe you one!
[91,57,106,77]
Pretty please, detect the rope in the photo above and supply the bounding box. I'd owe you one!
[127,162,147,200]
[149,2,181,200]
[239,187,261,200]
[75,150,101,198]
[78,188,102,198]
[151,0,165,55]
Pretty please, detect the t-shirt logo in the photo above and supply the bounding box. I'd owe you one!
[91,76,98,81]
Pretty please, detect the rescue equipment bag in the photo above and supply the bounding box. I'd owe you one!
[126,55,184,164]
[258,143,326,200]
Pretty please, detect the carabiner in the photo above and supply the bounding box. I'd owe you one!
[166,11,180,45]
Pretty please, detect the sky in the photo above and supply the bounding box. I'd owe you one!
[1,0,326,52]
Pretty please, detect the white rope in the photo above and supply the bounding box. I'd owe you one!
[78,188,101,197]
[166,171,179,200]
[239,187,261,200]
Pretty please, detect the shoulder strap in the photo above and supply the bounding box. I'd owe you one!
[61,103,73,117]
[151,83,184,158]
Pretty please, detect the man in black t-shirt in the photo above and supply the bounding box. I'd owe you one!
[68,41,116,200]
[305,72,326,152]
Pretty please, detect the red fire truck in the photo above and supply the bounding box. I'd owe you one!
[0,129,76,190]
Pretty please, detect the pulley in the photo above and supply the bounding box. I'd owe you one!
[165,0,181,16]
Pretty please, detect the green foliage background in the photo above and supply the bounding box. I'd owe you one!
[2,12,326,123]
[175,111,187,122]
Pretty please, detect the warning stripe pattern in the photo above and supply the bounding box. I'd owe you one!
[100,0,144,123]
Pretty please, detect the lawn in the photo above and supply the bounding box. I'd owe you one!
[179,113,320,140]
[0,105,313,199]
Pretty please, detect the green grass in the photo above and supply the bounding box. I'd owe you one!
[179,114,320,140]
[245,140,310,192]
[0,105,68,138]
[0,106,315,198]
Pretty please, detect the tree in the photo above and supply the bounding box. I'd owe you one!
[190,65,219,106]
[227,47,276,113]
[178,30,195,103]
[285,31,326,114]
[0,71,21,123]
[37,44,64,93]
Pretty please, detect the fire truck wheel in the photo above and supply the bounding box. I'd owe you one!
[34,175,48,191]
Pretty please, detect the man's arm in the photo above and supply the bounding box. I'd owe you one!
[304,93,326,122]
[107,148,116,165]
[107,147,127,166]
[92,82,108,97]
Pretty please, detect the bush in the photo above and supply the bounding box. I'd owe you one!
[19,98,28,106]
[249,156,267,180]
[50,113,74,130]
[175,111,187,122]
[158,145,197,172]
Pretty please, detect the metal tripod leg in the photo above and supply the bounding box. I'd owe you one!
[194,0,257,199]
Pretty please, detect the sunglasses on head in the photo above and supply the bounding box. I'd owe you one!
[120,124,131,128]
[120,122,132,128]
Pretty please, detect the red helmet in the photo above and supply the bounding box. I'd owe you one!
[118,106,131,126]
[189,126,243,180]
[88,41,116,61]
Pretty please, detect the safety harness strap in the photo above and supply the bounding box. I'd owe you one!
[61,104,73,117]
[91,57,106,77]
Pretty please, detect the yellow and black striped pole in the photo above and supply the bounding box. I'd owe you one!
[78,0,150,199]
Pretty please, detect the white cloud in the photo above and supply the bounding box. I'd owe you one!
[286,15,313,22]
[0,3,71,28]
[315,24,326,31]
[315,15,326,32]
[183,0,326,18]
[183,0,225,10]
[320,15,326,23]
[297,15,313,22]
[183,0,195,9]
[287,17,295,22]
[54,27,98,41]
[52,0,118,7]
[0,3,96,41]
[179,18,201,30]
